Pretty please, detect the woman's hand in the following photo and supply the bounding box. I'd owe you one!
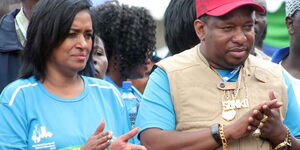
[110,128,146,150]
[81,120,112,150]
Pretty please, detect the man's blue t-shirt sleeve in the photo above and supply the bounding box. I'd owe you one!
[136,67,176,137]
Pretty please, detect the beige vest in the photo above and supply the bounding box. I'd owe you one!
[157,45,287,150]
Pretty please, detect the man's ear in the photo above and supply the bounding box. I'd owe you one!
[286,16,294,35]
[194,19,206,41]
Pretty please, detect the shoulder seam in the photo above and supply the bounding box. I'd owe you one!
[88,84,124,107]
[9,83,38,106]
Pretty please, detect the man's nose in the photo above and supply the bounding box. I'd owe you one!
[232,28,247,44]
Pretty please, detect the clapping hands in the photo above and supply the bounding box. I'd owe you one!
[81,120,146,150]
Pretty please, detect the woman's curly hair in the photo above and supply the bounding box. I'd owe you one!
[91,1,156,79]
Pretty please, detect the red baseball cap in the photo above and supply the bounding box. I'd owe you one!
[196,0,265,18]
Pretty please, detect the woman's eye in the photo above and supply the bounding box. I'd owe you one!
[68,33,77,38]
[84,33,93,39]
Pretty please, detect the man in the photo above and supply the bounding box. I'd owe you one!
[135,0,300,149]
[0,0,21,18]
[272,0,300,138]
[253,0,270,60]
[0,0,38,92]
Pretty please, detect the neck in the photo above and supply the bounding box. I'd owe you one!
[22,0,36,20]
[199,44,236,70]
[107,57,124,87]
[42,64,83,98]
[281,43,300,78]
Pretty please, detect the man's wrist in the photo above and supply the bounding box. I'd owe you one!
[211,123,222,145]
[272,126,291,150]
[272,126,289,146]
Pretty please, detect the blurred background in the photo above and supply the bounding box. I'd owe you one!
[0,0,289,58]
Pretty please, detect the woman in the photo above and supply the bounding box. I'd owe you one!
[91,1,156,91]
[93,36,108,79]
[91,2,156,131]
[0,0,145,149]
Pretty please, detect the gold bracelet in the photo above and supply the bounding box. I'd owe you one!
[219,124,228,150]
[273,126,291,150]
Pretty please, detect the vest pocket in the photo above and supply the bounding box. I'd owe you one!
[174,82,222,124]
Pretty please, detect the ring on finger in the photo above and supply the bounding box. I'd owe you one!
[261,115,268,123]
[258,122,264,129]
[252,128,261,137]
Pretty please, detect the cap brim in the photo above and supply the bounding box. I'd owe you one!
[206,1,265,17]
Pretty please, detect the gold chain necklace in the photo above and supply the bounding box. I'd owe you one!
[211,66,249,121]
[222,67,249,121]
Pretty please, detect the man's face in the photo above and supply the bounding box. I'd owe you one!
[292,11,300,44]
[254,0,267,49]
[199,6,255,69]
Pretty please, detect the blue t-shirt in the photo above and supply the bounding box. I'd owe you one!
[135,67,300,138]
[0,76,129,149]
[272,48,300,138]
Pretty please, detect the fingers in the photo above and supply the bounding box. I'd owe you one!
[118,128,139,141]
[96,131,113,141]
[268,90,276,101]
[126,143,147,150]
[248,109,262,131]
[95,131,113,149]
[94,120,105,135]
[262,105,272,117]
[264,100,283,109]
[96,141,111,150]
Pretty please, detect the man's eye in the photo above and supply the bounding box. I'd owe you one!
[244,24,253,31]
[222,26,233,31]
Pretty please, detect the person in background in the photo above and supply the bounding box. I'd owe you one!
[272,0,300,138]
[135,0,300,149]
[93,35,108,79]
[164,0,199,55]
[263,0,289,56]
[129,52,161,94]
[0,0,146,149]
[0,0,38,93]
[252,0,271,60]
[0,0,21,18]
[91,1,156,99]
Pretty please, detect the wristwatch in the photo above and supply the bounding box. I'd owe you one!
[273,127,291,150]
[273,140,291,150]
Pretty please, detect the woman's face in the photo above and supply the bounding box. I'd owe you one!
[48,10,93,75]
[93,36,108,79]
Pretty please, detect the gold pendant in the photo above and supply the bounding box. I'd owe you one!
[222,109,236,121]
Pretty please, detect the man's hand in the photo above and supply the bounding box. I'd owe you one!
[249,90,287,145]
